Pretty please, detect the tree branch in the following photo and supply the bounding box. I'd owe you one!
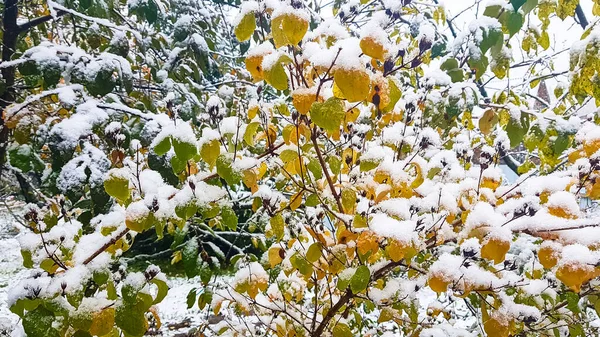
[575,4,589,29]
[17,10,67,33]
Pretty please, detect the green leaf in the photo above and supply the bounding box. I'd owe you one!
[186,288,197,309]
[244,122,260,146]
[182,239,199,278]
[522,0,539,13]
[23,306,60,337]
[310,98,345,132]
[553,134,571,155]
[480,29,503,55]
[21,250,33,268]
[269,214,285,240]
[308,158,323,179]
[216,155,242,186]
[333,323,353,337]
[290,253,313,276]
[507,11,524,36]
[115,303,148,337]
[8,145,44,172]
[360,159,380,172]
[306,243,322,263]
[104,169,130,203]
[235,12,256,42]
[506,114,530,148]
[468,55,489,80]
[483,4,502,17]
[170,155,186,174]
[440,58,464,83]
[172,138,198,162]
[510,0,527,11]
[264,63,289,91]
[151,278,169,304]
[221,206,238,231]
[341,189,356,213]
[329,156,341,175]
[305,193,319,207]
[382,78,402,113]
[280,149,299,163]
[350,265,370,293]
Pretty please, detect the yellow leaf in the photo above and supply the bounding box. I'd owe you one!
[234,12,256,42]
[428,273,449,294]
[408,162,424,189]
[245,55,265,81]
[556,263,600,293]
[272,13,309,48]
[480,237,510,264]
[538,244,560,269]
[248,104,259,120]
[289,190,304,210]
[293,88,321,115]
[242,169,258,193]
[483,315,510,337]
[268,246,285,267]
[360,36,386,60]
[479,109,498,135]
[333,67,371,102]
[200,139,220,169]
[90,308,115,336]
[357,231,379,256]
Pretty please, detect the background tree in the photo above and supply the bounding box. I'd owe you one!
[5,0,600,337]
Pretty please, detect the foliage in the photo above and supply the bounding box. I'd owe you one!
[4,0,600,336]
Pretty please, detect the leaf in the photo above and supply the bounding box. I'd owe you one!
[289,190,304,211]
[89,308,115,337]
[333,68,371,102]
[115,303,148,337]
[186,289,197,309]
[244,122,260,145]
[468,55,489,80]
[182,239,199,278]
[23,306,60,337]
[272,13,308,48]
[506,115,529,148]
[522,0,539,13]
[479,109,498,135]
[350,265,370,293]
[172,138,197,162]
[308,159,323,179]
[333,323,353,337]
[290,253,313,276]
[269,214,285,240]
[280,149,299,163]
[264,62,289,91]
[510,0,527,11]
[268,247,284,267]
[408,163,424,189]
[234,12,256,42]
[382,78,402,112]
[310,97,345,132]
[216,155,242,186]
[329,156,341,175]
[507,11,524,36]
[104,169,130,203]
[200,139,220,169]
[341,189,356,214]
[306,243,322,263]
[221,206,238,231]
[151,278,169,304]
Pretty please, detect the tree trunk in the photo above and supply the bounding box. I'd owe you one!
[0,0,19,173]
